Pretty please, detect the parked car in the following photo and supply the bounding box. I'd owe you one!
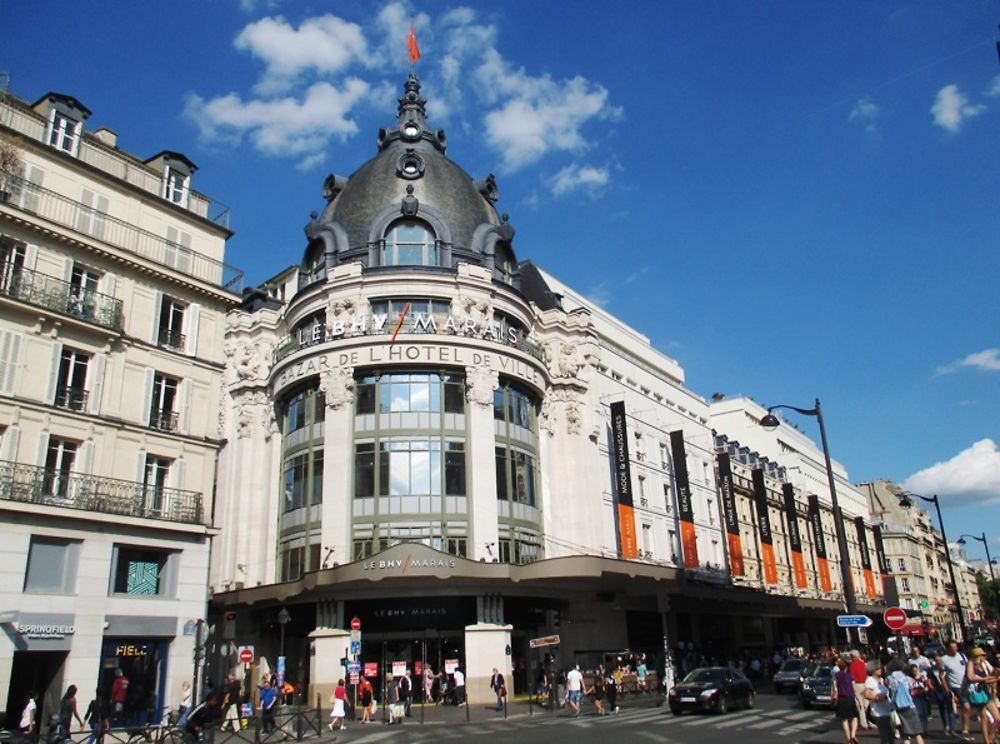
[668,667,756,715]
[772,658,807,693]
[798,663,835,709]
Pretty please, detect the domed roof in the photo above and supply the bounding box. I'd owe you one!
[316,75,501,254]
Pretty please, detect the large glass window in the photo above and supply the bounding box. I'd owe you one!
[24,536,80,593]
[43,437,78,497]
[282,386,324,435]
[356,372,464,416]
[493,383,535,429]
[496,446,536,506]
[382,220,437,266]
[369,298,450,317]
[282,450,322,512]
[55,347,90,411]
[111,546,173,596]
[383,439,441,497]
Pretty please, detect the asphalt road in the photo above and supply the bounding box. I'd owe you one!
[321,691,861,744]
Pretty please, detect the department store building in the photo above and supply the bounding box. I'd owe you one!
[211,76,886,704]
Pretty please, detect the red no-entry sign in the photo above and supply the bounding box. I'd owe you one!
[350,617,362,631]
[239,647,254,664]
[884,607,908,631]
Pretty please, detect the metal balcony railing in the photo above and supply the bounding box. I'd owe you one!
[1,101,231,228]
[149,409,179,432]
[54,386,89,412]
[157,327,186,351]
[0,264,124,331]
[0,459,204,524]
[1,173,244,293]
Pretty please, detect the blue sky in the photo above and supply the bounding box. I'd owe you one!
[4,1,998,563]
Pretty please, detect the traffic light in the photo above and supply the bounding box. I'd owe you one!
[223,611,237,640]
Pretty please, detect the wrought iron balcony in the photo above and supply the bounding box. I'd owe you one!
[0,459,204,525]
[157,327,186,351]
[149,408,179,432]
[54,386,89,412]
[1,173,243,293]
[0,264,124,331]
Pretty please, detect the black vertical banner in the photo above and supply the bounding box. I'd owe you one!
[670,430,699,568]
[855,516,877,598]
[873,526,899,606]
[783,483,808,589]
[716,453,744,575]
[808,494,833,592]
[751,469,778,584]
[608,402,638,559]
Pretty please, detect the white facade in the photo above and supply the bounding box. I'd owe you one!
[0,90,239,724]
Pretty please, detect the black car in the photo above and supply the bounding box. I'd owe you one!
[668,667,756,715]
[772,658,807,693]
[798,663,835,709]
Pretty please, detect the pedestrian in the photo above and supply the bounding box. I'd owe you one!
[490,668,506,712]
[453,666,466,707]
[399,669,412,717]
[566,665,584,717]
[606,666,619,713]
[177,681,192,728]
[906,662,930,736]
[926,652,952,735]
[259,678,277,734]
[964,647,999,744]
[358,678,373,723]
[184,692,221,744]
[19,690,38,736]
[909,646,932,675]
[849,650,871,731]
[60,685,85,736]
[863,666,894,744]
[84,687,109,744]
[888,662,925,744]
[109,669,129,726]
[586,668,605,716]
[422,665,435,704]
[941,640,973,740]
[832,657,860,744]
[636,657,648,694]
[328,679,347,731]
[220,674,241,732]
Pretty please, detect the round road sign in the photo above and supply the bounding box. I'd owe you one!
[884,607,908,631]
[239,648,254,664]
[350,616,362,631]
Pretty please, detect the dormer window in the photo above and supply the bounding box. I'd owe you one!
[164,169,189,207]
[48,111,81,156]
[382,220,437,267]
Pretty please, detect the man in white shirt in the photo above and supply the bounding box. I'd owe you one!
[909,645,932,674]
[566,665,584,716]
[940,641,971,738]
[19,690,37,734]
[453,667,466,706]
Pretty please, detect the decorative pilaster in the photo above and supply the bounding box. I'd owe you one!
[465,365,500,560]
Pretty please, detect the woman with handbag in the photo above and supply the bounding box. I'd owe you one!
[888,663,926,744]
[863,666,895,744]
[833,657,861,744]
[965,647,999,744]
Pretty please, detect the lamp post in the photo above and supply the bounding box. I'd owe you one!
[898,493,966,642]
[957,532,996,581]
[759,399,858,630]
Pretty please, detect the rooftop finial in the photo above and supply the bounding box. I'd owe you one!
[397,74,427,126]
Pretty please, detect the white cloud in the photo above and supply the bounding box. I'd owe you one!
[987,75,1000,97]
[931,84,985,133]
[185,79,370,169]
[549,163,610,196]
[849,97,880,133]
[477,49,620,170]
[935,348,1000,376]
[235,15,368,94]
[902,439,1000,507]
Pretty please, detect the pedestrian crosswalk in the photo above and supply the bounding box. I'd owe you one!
[340,703,835,742]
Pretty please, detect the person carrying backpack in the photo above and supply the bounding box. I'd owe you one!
[888,664,925,744]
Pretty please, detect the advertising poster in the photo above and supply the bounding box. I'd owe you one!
[751,469,778,584]
[609,401,639,559]
[670,430,699,568]
[782,483,808,589]
[716,453,744,575]
[808,494,833,592]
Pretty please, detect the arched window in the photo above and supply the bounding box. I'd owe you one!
[382,220,436,267]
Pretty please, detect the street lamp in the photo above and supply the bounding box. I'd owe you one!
[278,607,291,660]
[957,533,996,581]
[898,492,967,642]
[759,399,858,623]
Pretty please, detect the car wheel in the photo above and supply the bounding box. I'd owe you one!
[714,695,728,714]
[670,705,682,716]
[746,691,756,709]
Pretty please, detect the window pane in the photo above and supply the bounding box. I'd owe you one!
[356,381,375,414]
[113,547,168,595]
[444,382,464,414]
[495,447,508,501]
[354,446,375,498]
[24,537,76,593]
[312,452,324,505]
[389,451,409,495]
[445,450,465,496]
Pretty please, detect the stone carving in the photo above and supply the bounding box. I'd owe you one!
[319,366,355,410]
[234,393,255,440]
[326,294,370,335]
[565,403,581,435]
[232,390,277,440]
[538,396,555,436]
[465,365,498,408]
[452,294,491,332]
[559,344,583,379]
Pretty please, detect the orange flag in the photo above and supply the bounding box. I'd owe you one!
[407,25,421,64]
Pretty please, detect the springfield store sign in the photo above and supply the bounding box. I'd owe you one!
[18,623,75,639]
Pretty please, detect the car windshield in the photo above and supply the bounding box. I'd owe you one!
[683,669,725,684]
[811,665,833,679]
[780,660,803,672]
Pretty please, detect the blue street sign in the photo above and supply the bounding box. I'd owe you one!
[350,640,361,657]
[837,614,873,628]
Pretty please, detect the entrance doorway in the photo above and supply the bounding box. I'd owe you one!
[360,631,465,705]
[99,639,169,725]
[6,650,67,731]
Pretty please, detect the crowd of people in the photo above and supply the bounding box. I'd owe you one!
[828,642,1000,744]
